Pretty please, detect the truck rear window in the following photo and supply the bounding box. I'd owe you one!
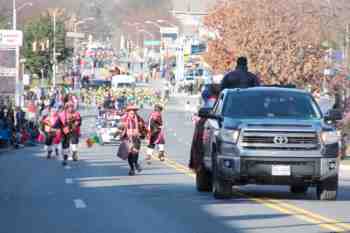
[222,91,321,119]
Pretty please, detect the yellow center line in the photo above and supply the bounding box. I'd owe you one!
[148,151,350,232]
[248,196,345,232]
[265,198,350,231]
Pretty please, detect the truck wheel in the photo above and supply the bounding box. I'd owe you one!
[290,185,308,194]
[212,163,232,199]
[196,165,212,192]
[316,175,338,201]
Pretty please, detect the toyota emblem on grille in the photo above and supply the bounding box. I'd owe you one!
[273,136,289,144]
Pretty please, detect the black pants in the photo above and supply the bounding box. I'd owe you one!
[44,133,54,147]
[62,131,79,150]
[128,153,139,170]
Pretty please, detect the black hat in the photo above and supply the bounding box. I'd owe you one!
[237,56,248,67]
[155,104,163,111]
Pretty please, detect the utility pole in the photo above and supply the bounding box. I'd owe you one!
[345,24,350,74]
[13,0,21,107]
[52,11,57,88]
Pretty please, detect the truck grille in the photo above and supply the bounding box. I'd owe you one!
[241,131,319,150]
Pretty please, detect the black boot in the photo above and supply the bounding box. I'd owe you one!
[55,148,59,157]
[62,154,68,166]
[128,169,135,176]
[72,152,78,162]
[47,151,52,159]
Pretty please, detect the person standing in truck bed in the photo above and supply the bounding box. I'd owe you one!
[220,56,260,91]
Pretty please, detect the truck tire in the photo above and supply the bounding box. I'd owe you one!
[290,185,308,194]
[316,175,338,201]
[196,165,212,192]
[212,161,232,199]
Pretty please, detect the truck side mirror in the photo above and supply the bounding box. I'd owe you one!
[325,109,342,122]
[198,107,223,122]
[198,107,212,118]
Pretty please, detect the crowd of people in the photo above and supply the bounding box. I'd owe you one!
[40,98,82,166]
[0,103,39,149]
[0,86,82,164]
[80,86,167,111]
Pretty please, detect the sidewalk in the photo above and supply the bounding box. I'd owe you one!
[0,146,12,155]
[0,144,30,155]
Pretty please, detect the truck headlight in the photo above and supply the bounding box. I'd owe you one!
[321,131,340,145]
[220,129,240,144]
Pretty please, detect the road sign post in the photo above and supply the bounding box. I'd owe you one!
[0,30,23,106]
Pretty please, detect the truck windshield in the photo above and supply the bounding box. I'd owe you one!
[222,91,321,119]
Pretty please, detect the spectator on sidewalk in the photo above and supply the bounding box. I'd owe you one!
[15,107,26,131]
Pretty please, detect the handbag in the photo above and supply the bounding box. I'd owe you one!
[130,136,141,152]
[117,140,130,160]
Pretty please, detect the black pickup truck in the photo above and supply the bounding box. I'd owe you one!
[191,87,342,200]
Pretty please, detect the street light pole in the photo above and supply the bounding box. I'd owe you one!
[12,0,33,107]
[13,0,16,30]
[140,30,155,51]
[145,21,165,78]
[72,18,94,90]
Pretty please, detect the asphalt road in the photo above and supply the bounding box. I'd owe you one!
[1,94,350,233]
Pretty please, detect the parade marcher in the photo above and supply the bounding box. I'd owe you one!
[120,105,145,176]
[59,101,82,166]
[220,56,260,91]
[146,104,165,162]
[117,92,127,111]
[189,84,221,171]
[40,107,61,159]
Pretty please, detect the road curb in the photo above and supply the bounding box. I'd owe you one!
[340,164,350,171]
[0,147,12,155]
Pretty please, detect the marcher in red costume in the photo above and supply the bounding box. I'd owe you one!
[120,105,145,176]
[146,104,165,162]
[189,84,221,171]
[41,107,61,159]
[59,102,81,166]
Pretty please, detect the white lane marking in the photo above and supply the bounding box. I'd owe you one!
[74,199,87,209]
[65,166,72,170]
[65,178,73,184]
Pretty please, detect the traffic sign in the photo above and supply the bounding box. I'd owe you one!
[0,30,23,47]
[23,74,30,86]
[160,27,179,34]
[0,67,16,77]
[144,40,161,46]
